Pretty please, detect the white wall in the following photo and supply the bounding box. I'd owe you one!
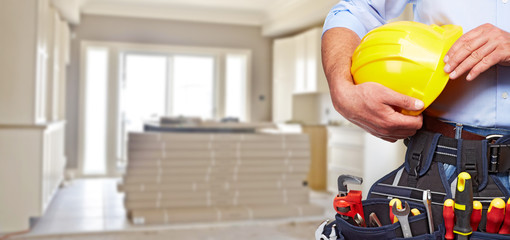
[362,136,407,196]
[0,0,38,124]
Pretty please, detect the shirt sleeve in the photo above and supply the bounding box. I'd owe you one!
[323,0,414,39]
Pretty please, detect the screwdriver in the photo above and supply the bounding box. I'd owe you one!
[499,198,510,234]
[443,199,455,240]
[486,198,505,233]
[411,208,421,216]
[389,198,402,223]
[470,200,482,232]
[453,172,473,240]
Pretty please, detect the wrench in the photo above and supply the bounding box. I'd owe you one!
[423,189,434,234]
[393,201,413,238]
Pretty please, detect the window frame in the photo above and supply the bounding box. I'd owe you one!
[79,41,251,177]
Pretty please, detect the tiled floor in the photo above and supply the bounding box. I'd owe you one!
[26,179,129,235]
[12,178,335,239]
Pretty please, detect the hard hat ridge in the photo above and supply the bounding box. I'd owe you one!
[351,21,463,115]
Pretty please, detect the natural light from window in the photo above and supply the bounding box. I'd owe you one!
[83,47,108,175]
[171,55,215,120]
[225,54,247,121]
[122,54,167,133]
[80,42,250,175]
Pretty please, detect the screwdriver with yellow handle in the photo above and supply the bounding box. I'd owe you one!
[499,198,510,234]
[453,172,473,240]
[486,198,505,233]
[411,208,421,216]
[389,198,402,223]
[470,200,482,232]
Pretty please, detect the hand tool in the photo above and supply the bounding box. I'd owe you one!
[443,199,455,240]
[423,189,434,234]
[389,198,402,223]
[333,175,365,226]
[499,198,510,234]
[369,212,382,227]
[315,220,329,240]
[453,172,473,240]
[354,213,366,227]
[487,198,505,233]
[411,208,421,216]
[470,200,482,232]
[393,201,413,238]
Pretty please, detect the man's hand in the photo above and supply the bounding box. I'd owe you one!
[322,28,424,142]
[444,23,510,81]
[331,82,424,142]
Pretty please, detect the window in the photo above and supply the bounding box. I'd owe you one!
[121,53,167,133]
[80,41,251,176]
[82,47,109,175]
[225,54,248,121]
[171,55,215,119]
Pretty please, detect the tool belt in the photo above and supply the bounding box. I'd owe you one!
[316,128,510,240]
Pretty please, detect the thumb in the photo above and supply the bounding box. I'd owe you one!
[383,90,424,111]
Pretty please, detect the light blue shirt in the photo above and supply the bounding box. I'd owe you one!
[324,0,510,130]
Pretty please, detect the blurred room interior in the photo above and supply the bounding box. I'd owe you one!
[0,0,413,239]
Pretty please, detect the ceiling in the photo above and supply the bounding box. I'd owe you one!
[55,0,338,36]
[82,0,281,11]
[79,0,309,25]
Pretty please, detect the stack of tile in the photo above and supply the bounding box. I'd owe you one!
[119,131,323,224]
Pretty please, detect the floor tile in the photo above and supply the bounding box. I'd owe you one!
[18,178,331,239]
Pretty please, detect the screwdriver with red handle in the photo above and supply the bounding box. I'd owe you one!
[487,198,506,233]
[389,198,402,223]
[470,200,482,232]
[443,199,455,240]
[499,198,510,234]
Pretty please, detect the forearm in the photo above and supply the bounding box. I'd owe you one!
[321,27,361,112]
[321,27,423,142]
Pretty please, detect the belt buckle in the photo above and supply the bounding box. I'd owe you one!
[488,134,504,173]
[486,134,503,142]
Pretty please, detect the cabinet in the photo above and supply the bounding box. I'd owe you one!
[326,126,407,197]
[326,126,365,193]
[0,0,70,125]
[272,37,296,123]
[302,125,327,191]
[272,27,328,123]
[0,0,70,232]
[293,27,328,94]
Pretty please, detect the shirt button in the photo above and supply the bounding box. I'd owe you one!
[503,92,509,99]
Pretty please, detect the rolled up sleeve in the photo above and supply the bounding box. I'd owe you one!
[323,0,414,39]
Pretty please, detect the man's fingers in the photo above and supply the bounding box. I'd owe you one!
[381,88,424,112]
[444,23,510,81]
[444,32,487,77]
[467,48,499,80]
[451,41,498,80]
[445,25,485,60]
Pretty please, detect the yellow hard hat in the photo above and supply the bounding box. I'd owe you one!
[351,21,463,115]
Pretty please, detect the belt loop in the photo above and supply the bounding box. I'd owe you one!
[455,123,463,139]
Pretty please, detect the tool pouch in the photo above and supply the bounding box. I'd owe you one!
[369,130,509,226]
[317,198,444,240]
[469,232,510,240]
[316,130,510,240]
